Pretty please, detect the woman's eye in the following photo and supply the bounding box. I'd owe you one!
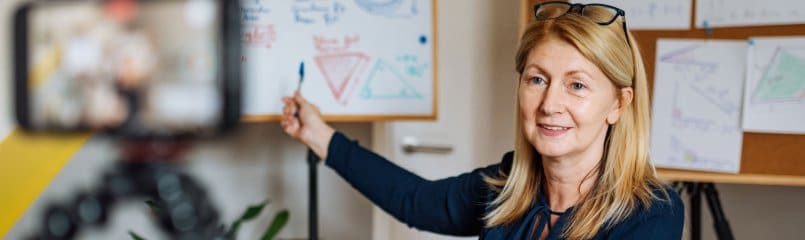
[529,76,546,85]
[571,82,586,90]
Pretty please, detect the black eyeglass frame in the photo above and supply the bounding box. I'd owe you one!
[533,1,631,46]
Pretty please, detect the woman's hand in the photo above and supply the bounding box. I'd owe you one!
[281,91,335,159]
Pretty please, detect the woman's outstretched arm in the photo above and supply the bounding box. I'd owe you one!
[280,92,503,236]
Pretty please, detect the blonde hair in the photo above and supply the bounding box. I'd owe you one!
[484,11,667,239]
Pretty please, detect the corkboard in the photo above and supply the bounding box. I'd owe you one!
[521,0,805,186]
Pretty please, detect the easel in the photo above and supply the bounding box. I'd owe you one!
[675,182,734,240]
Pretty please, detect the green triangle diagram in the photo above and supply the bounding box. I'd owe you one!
[360,59,422,99]
[752,49,805,103]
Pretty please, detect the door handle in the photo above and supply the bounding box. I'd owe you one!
[401,136,453,154]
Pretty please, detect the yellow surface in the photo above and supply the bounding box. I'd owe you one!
[0,130,91,236]
[0,44,89,236]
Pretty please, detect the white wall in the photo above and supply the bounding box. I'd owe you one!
[0,0,16,139]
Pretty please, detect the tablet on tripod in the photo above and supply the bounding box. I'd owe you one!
[13,0,242,138]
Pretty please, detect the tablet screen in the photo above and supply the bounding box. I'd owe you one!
[23,0,227,136]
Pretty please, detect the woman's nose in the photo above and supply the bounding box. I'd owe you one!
[539,85,565,115]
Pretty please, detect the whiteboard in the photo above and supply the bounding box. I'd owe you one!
[239,0,437,121]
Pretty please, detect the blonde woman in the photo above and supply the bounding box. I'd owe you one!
[281,2,683,239]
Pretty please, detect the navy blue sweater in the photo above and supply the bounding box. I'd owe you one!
[325,132,684,239]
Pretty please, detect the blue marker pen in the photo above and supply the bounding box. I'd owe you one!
[295,61,304,117]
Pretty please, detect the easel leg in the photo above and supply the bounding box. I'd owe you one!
[308,148,320,240]
[703,183,734,240]
[687,182,702,240]
[677,182,735,240]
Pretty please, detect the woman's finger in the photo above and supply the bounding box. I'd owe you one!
[282,122,295,136]
[286,119,300,136]
[294,91,309,107]
[281,97,291,108]
[282,104,292,116]
[284,115,295,126]
[282,97,298,110]
[290,117,301,129]
[282,98,294,107]
[288,101,299,114]
[283,115,297,131]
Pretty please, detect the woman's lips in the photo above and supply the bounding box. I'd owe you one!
[538,124,571,137]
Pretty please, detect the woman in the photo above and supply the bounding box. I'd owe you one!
[280,2,683,239]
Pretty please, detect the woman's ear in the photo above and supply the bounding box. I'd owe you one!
[607,87,633,125]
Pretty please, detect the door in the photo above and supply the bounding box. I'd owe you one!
[370,1,521,239]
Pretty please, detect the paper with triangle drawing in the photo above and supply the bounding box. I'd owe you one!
[743,36,805,134]
[650,39,745,173]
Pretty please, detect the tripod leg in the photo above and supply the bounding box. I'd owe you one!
[703,183,734,240]
[688,182,702,240]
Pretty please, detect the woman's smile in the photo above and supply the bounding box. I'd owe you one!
[537,123,572,137]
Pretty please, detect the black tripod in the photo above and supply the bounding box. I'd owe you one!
[675,182,734,240]
[27,161,225,240]
[27,140,226,240]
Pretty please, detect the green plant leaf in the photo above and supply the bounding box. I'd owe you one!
[240,200,268,221]
[226,200,269,239]
[145,200,160,213]
[260,209,289,240]
[128,230,146,240]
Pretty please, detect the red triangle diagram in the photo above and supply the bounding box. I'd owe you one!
[315,52,369,105]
